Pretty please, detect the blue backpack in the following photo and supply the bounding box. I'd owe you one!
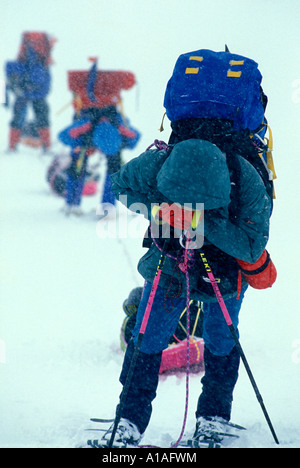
[164,49,265,132]
[6,57,50,100]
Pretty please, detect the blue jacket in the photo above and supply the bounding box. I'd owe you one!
[6,49,50,100]
[111,139,271,302]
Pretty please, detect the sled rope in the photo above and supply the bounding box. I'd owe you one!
[170,237,193,448]
[139,235,193,450]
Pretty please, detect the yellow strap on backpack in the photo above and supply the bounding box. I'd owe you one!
[76,147,86,173]
[254,123,277,199]
[265,125,277,178]
[265,124,277,199]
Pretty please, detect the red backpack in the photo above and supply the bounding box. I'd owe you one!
[68,68,136,109]
[18,32,55,64]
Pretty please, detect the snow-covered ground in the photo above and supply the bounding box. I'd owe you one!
[1,0,300,448]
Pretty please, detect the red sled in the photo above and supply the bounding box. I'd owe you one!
[120,291,204,375]
[159,338,204,374]
[68,70,136,109]
[46,155,99,198]
[82,180,98,196]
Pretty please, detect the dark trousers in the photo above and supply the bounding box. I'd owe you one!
[118,339,162,434]
[196,345,240,421]
[119,340,240,433]
[118,282,243,433]
[11,97,49,129]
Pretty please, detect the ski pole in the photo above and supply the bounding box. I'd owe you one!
[55,99,72,116]
[199,251,280,445]
[108,239,169,448]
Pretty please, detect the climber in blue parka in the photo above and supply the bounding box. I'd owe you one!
[5,32,54,151]
[108,136,271,445]
[58,61,140,215]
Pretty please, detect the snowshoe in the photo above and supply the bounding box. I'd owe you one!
[86,418,143,448]
[176,417,246,449]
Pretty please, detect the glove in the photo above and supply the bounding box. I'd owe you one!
[236,249,277,289]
